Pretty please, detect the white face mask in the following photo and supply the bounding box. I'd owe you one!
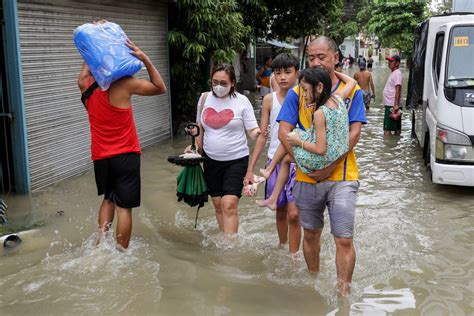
[213,85,231,98]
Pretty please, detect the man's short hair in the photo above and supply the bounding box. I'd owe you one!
[309,36,338,53]
[272,53,300,71]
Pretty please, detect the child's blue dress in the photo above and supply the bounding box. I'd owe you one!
[293,95,349,174]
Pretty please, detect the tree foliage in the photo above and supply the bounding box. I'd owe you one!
[168,0,429,132]
[242,0,341,40]
[168,0,346,132]
[358,1,428,54]
[237,0,268,40]
[168,0,251,133]
[324,0,361,46]
[430,0,452,14]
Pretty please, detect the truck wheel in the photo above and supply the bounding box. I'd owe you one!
[422,133,429,163]
[423,133,433,181]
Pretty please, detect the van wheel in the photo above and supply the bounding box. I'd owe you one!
[423,133,433,181]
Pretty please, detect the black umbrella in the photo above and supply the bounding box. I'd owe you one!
[168,124,207,228]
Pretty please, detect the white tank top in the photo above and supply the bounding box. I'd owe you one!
[267,92,282,159]
[269,73,275,93]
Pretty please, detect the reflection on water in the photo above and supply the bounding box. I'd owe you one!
[1,67,473,315]
[329,286,416,315]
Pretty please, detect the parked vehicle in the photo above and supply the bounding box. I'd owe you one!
[407,13,474,186]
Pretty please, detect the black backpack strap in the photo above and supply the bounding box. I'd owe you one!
[81,81,99,108]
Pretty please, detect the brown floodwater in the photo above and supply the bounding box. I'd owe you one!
[1,67,473,315]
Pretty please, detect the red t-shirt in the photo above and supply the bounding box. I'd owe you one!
[85,84,141,161]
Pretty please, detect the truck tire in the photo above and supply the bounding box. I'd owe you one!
[423,133,433,181]
[423,133,429,163]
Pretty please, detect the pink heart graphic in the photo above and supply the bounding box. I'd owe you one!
[203,108,234,129]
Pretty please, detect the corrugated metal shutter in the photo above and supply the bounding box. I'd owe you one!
[17,0,171,191]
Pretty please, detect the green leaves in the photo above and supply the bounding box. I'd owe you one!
[183,43,207,63]
[168,0,429,134]
[359,1,428,54]
[323,0,361,46]
[169,0,250,68]
[167,31,188,46]
[168,0,251,133]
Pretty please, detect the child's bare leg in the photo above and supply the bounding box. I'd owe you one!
[261,144,287,179]
[256,154,294,210]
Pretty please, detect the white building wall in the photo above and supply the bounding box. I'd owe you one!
[339,38,356,58]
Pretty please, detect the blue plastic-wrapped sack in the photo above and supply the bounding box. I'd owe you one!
[74,22,143,90]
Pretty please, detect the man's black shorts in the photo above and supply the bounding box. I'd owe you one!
[203,154,248,198]
[93,153,141,208]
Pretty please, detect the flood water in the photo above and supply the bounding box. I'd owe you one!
[1,67,473,315]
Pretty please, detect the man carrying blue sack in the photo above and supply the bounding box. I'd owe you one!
[78,20,167,250]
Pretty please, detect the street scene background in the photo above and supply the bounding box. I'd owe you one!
[1,66,472,315]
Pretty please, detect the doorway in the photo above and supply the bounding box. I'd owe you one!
[0,1,16,194]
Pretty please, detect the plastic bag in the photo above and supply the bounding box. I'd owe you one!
[74,22,143,90]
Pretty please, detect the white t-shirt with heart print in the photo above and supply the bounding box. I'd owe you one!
[196,92,258,161]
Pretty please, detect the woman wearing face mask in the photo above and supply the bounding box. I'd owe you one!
[190,63,261,237]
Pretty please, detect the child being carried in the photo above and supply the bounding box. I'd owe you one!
[256,68,356,210]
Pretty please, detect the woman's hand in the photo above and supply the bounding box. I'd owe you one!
[248,128,262,140]
[286,131,301,146]
[184,144,199,153]
[243,170,255,186]
[185,125,200,137]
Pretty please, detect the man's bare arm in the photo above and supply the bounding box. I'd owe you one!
[125,39,167,96]
[393,85,401,110]
[348,122,362,150]
[78,63,92,93]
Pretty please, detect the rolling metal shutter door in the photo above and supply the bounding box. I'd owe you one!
[17,0,170,191]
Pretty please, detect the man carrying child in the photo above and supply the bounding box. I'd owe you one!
[277,36,366,296]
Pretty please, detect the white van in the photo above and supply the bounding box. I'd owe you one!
[407,13,474,187]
